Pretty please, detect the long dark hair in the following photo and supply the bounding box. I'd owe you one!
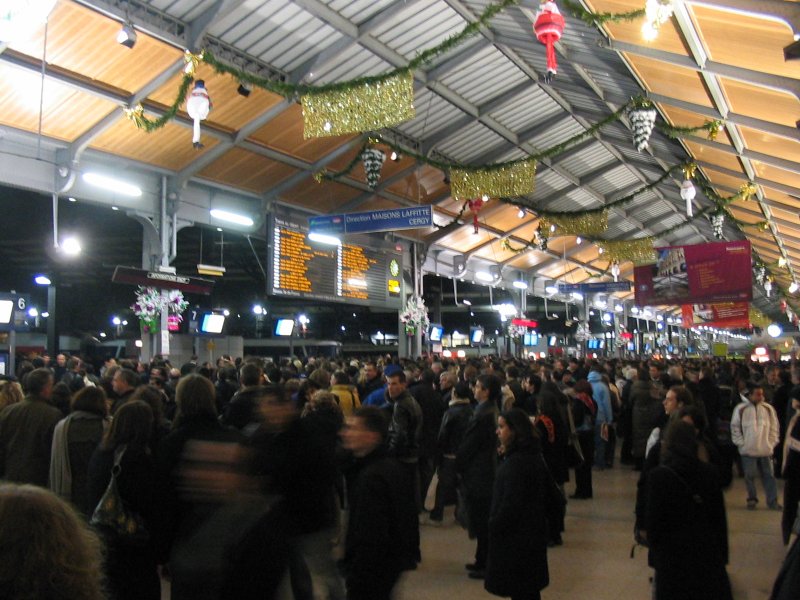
[102,400,153,452]
[499,407,538,452]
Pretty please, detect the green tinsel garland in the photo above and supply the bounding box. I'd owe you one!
[124,75,194,133]
[561,0,645,26]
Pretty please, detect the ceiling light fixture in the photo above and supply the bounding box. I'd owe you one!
[83,172,142,197]
[390,151,400,161]
[209,208,254,227]
[237,80,252,97]
[513,280,528,290]
[517,208,525,219]
[475,270,494,282]
[789,281,799,294]
[117,21,137,48]
[307,231,341,245]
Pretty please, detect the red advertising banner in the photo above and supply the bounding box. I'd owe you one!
[681,302,751,329]
[634,240,752,306]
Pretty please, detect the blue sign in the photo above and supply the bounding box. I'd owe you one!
[557,281,631,294]
[309,205,433,235]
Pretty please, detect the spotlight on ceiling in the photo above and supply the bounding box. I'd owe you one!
[116,22,137,49]
[389,151,400,161]
[784,38,800,61]
[237,80,252,97]
[453,255,466,277]
[789,281,799,294]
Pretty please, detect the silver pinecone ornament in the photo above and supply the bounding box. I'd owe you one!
[628,105,657,151]
[361,148,386,190]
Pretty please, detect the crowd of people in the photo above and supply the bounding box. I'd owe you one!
[0,350,799,599]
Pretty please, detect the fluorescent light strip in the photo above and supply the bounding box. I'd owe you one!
[210,209,254,227]
[308,232,341,245]
[82,172,142,198]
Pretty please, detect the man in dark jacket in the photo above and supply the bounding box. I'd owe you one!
[341,407,418,600]
[409,369,444,512]
[220,362,266,433]
[110,368,139,415]
[0,368,61,486]
[456,374,500,579]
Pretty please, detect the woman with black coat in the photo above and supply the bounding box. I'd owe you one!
[485,408,549,600]
[536,382,568,545]
[646,420,732,600]
[87,400,162,600]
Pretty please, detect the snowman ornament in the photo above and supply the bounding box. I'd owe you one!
[186,80,212,149]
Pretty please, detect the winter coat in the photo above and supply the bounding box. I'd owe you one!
[631,380,661,459]
[646,459,731,600]
[588,371,613,424]
[536,412,568,485]
[455,400,498,500]
[387,389,423,462]
[731,399,779,457]
[409,380,445,459]
[484,441,549,598]
[330,384,360,416]
[437,399,472,457]
[219,386,264,432]
[0,396,62,487]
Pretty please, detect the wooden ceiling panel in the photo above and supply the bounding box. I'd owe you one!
[625,55,713,108]
[729,207,765,225]
[281,178,362,214]
[435,227,495,253]
[437,197,466,214]
[9,1,182,94]
[537,262,581,279]
[752,161,800,190]
[702,167,753,194]
[720,78,800,128]
[0,63,116,141]
[198,148,298,193]
[587,1,688,55]
[762,188,800,210]
[683,140,742,174]
[249,104,357,162]
[473,240,519,264]
[739,126,800,170]
[416,165,450,200]
[482,203,533,232]
[149,66,286,133]
[504,250,552,270]
[89,119,211,171]
[658,105,732,146]
[769,205,800,225]
[689,5,800,79]
[571,245,602,264]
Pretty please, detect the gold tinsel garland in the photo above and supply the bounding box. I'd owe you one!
[749,308,770,329]
[301,71,415,139]
[597,238,655,266]
[450,160,536,200]
[540,210,608,236]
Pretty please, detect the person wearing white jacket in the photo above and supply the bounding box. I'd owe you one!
[731,384,781,510]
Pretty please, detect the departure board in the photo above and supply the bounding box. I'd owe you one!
[268,215,402,308]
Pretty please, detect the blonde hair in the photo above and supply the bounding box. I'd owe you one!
[0,484,106,600]
[0,380,23,410]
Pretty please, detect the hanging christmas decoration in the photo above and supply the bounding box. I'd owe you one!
[574,322,590,342]
[186,79,212,149]
[627,101,657,151]
[611,260,620,282]
[468,198,484,234]
[533,1,565,84]
[450,160,536,200]
[400,296,430,335]
[755,265,766,286]
[764,278,773,297]
[641,0,675,41]
[183,50,203,77]
[535,224,548,251]
[679,163,697,217]
[131,286,165,334]
[596,238,655,265]
[780,299,787,313]
[738,182,758,201]
[539,210,608,236]
[711,212,725,239]
[360,148,386,189]
[301,71,415,138]
[166,290,189,320]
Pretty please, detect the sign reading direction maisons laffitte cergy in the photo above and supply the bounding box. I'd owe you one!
[308,205,433,235]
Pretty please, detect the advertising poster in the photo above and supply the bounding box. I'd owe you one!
[634,240,752,306]
[681,302,750,329]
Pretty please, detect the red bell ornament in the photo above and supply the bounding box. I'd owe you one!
[468,198,483,234]
[534,1,565,84]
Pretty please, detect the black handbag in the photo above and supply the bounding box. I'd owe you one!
[90,446,150,546]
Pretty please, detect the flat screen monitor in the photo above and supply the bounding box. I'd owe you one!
[274,318,295,336]
[200,313,225,334]
[548,335,557,347]
[0,300,12,325]
[627,342,635,351]
[598,340,605,349]
[429,324,443,342]
[470,327,484,344]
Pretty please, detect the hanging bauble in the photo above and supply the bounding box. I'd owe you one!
[535,223,548,251]
[764,279,773,297]
[711,212,725,239]
[186,80,212,149]
[680,179,696,216]
[360,148,386,190]
[533,1,565,84]
[627,105,657,151]
[780,299,787,313]
[468,198,484,234]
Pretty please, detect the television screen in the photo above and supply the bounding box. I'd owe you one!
[0,300,12,325]
[548,335,557,347]
[470,327,484,344]
[627,342,635,351]
[429,324,443,342]
[598,340,605,349]
[274,318,295,336]
[200,313,225,334]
